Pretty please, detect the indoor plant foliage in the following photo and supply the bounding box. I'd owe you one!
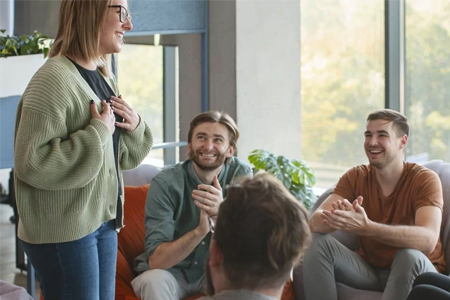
[248,149,317,210]
[0,30,52,58]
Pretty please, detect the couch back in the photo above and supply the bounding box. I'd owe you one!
[309,160,450,274]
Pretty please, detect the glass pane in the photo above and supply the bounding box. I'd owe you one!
[300,0,385,189]
[405,0,450,163]
[117,44,164,166]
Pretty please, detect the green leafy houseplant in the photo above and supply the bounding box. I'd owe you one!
[248,149,317,210]
[0,30,52,58]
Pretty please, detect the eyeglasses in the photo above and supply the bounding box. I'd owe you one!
[108,5,132,23]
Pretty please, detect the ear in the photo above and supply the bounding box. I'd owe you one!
[399,134,408,149]
[209,239,224,268]
[226,145,235,158]
[188,142,192,155]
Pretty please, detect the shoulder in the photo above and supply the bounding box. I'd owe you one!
[151,161,187,186]
[342,164,371,179]
[404,163,443,209]
[24,56,79,97]
[36,56,77,78]
[227,156,253,174]
[405,162,441,184]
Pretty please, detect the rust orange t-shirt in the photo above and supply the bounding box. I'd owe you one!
[332,162,446,273]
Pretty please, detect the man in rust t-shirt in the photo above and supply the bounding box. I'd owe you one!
[303,109,445,300]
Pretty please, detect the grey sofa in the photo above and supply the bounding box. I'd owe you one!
[122,163,162,186]
[293,160,450,300]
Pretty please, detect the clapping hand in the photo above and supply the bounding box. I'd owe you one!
[192,175,223,217]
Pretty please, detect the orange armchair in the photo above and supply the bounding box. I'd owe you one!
[118,184,296,300]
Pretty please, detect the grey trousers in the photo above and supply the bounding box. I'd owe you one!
[303,233,437,300]
[131,269,205,300]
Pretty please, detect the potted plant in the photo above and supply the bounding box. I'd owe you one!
[248,149,317,210]
[0,29,52,57]
[0,30,52,169]
[0,29,53,98]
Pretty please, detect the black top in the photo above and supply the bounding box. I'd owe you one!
[68,57,123,215]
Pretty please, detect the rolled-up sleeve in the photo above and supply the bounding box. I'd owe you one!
[143,178,176,261]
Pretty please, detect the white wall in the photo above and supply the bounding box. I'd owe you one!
[236,0,301,161]
[0,0,14,35]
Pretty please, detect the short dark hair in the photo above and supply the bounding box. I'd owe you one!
[214,174,311,289]
[187,111,239,148]
[367,109,409,137]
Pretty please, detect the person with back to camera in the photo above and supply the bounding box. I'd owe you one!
[199,174,311,300]
[13,0,153,299]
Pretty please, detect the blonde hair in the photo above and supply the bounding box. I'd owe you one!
[49,0,113,75]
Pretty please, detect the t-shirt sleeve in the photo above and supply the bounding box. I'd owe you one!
[413,170,443,212]
[332,167,358,201]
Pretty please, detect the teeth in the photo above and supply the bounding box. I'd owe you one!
[201,153,215,157]
[370,150,382,154]
[116,32,123,39]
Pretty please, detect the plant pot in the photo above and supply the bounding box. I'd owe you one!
[0,54,46,169]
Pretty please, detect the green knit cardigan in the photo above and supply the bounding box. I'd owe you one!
[14,56,153,244]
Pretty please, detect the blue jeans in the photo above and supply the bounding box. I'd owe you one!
[22,220,117,300]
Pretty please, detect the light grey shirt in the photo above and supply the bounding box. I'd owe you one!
[198,289,278,300]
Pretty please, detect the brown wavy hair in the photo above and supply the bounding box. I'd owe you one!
[214,174,311,289]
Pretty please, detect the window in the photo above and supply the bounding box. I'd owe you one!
[300,0,385,189]
[117,44,164,166]
[405,0,450,163]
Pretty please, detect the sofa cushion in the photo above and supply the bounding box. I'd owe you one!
[119,184,149,267]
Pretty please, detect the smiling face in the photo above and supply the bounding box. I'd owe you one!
[188,122,235,172]
[100,0,133,55]
[364,119,407,169]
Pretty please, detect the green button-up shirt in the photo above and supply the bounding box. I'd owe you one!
[133,157,252,283]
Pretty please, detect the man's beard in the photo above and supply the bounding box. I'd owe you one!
[366,149,396,170]
[189,149,228,171]
[205,258,215,296]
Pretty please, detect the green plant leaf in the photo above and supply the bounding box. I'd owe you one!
[248,149,317,210]
[0,30,52,58]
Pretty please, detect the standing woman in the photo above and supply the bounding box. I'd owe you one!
[13,0,153,299]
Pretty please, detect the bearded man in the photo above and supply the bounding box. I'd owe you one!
[132,111,252,300]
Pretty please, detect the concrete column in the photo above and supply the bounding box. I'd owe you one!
[236,0,301,161]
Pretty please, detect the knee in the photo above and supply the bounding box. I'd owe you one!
[393,249,431,272]
[413,272,443,287]
[132,269,178,295]
[311,233,335,246]
[135,269,176,285]
[304,233,335,260]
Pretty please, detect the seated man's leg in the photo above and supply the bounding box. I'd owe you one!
[383,249,437,300]
[131,269,184,300]
[303,233,381,300]
[407,285,450,300]
[412,272,450,292]
[185,274,205,298]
